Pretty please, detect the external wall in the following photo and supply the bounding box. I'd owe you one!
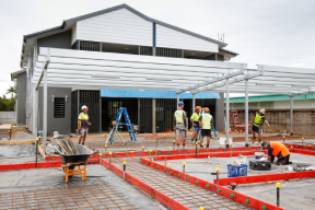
[234,110,315,136]
[74,8,219,53]
[75,8,152,46]
[230,100,315,111]
[37,30,72,49]
[38,87,72,134]
[230,99,315,136]
[156,24,218,52]
[15,72,26,124]
[100,97,221,133]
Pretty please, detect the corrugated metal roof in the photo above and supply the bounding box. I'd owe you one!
[229,93,315,103]
[101,88,220,99]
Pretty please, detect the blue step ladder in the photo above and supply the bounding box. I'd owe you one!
[106,107,137,144]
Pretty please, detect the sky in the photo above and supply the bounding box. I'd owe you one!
[0,0,315,95]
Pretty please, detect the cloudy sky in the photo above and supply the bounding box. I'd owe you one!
[0,0,315,95]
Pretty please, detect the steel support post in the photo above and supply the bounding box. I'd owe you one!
[32,86,38,136]
[192,95,196,113]
[289,95,294,135]
[225,79,230,139]
[152,98,156,134]
[245,79,249,145]
[43,69,48,149]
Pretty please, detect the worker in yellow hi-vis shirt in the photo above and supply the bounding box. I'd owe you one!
[77,105,91,145]
[252,108,270,143]
[174,101,188,149]
[190,106,201,142]
[199,107,213,148]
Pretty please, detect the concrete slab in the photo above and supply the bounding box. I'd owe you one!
[0,144,38,164]
[238,179,315,210]
[0,165,164,209]
[160,154,315,182]
[158,153,315,210]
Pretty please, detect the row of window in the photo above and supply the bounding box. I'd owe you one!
[72,40,222,60]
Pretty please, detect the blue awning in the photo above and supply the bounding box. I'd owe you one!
[101,88,220,99]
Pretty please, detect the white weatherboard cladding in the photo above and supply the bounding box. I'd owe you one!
[75,8,152,46]
[156,24,218,52]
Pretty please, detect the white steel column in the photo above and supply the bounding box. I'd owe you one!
[99,92,102,133]
[289,95,294,135]
[152,98,156,133]
[43,68,48,144]
[225,79,230,138]
[138,98,141,131]
[192,95,196,113]
[245,79,249,145]
[32,86,38,136]
[176,95,180,105]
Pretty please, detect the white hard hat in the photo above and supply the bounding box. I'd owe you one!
[81,105,88,110]
[259,108,266,114]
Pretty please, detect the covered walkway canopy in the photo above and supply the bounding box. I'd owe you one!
[34,47,315,145]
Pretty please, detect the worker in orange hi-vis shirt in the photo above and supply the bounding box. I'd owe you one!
[266,141,291,165]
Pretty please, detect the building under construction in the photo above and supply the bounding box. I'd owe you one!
[11,4,237,135]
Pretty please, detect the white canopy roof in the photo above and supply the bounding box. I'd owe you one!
[33,47,315,143]
[34,47,315,95]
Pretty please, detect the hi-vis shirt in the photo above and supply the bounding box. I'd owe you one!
[78,112,89,128]
[199,113,212,129]
[190,112,200,122]
[174,110,187,126]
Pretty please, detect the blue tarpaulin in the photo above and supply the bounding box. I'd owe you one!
[101,88,220,99]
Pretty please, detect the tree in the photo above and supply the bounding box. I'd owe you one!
[0,86,16,111]
[6,86,16,99]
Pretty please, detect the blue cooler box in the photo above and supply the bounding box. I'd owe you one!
[227,164,248,177]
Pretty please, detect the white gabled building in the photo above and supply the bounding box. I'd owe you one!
[12,4,238,135]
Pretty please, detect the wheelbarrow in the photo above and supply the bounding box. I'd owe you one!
[61,144,93,183]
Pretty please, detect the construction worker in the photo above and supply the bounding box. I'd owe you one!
[77,105,91,145]
[266,141,291,165]
[199,107,213,148]
[190,106,201,142]
[174,101,188,149]
[252,108,270,143]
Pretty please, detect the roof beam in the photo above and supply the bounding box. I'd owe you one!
[35,60,49,90]
[39,47,245,69]
[191,71,262,94]
[258,64,315,74]
[177,69,244,94]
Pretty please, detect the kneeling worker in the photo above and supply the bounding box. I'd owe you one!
[267,142,291,165]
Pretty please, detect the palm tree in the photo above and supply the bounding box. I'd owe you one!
[6,86,16,99]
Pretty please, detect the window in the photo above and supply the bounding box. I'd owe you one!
[156,47,183,58]
[54,97,66,118]
[139,46,153,56]
[80,41,101,51]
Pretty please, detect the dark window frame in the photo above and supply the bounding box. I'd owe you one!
[54,97,66,118]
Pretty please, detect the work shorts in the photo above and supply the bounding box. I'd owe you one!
[192,122,200,132]
[252,125,261,133]
[176,128,186,138]
[201,129,211,137]
[80,128,88,136]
